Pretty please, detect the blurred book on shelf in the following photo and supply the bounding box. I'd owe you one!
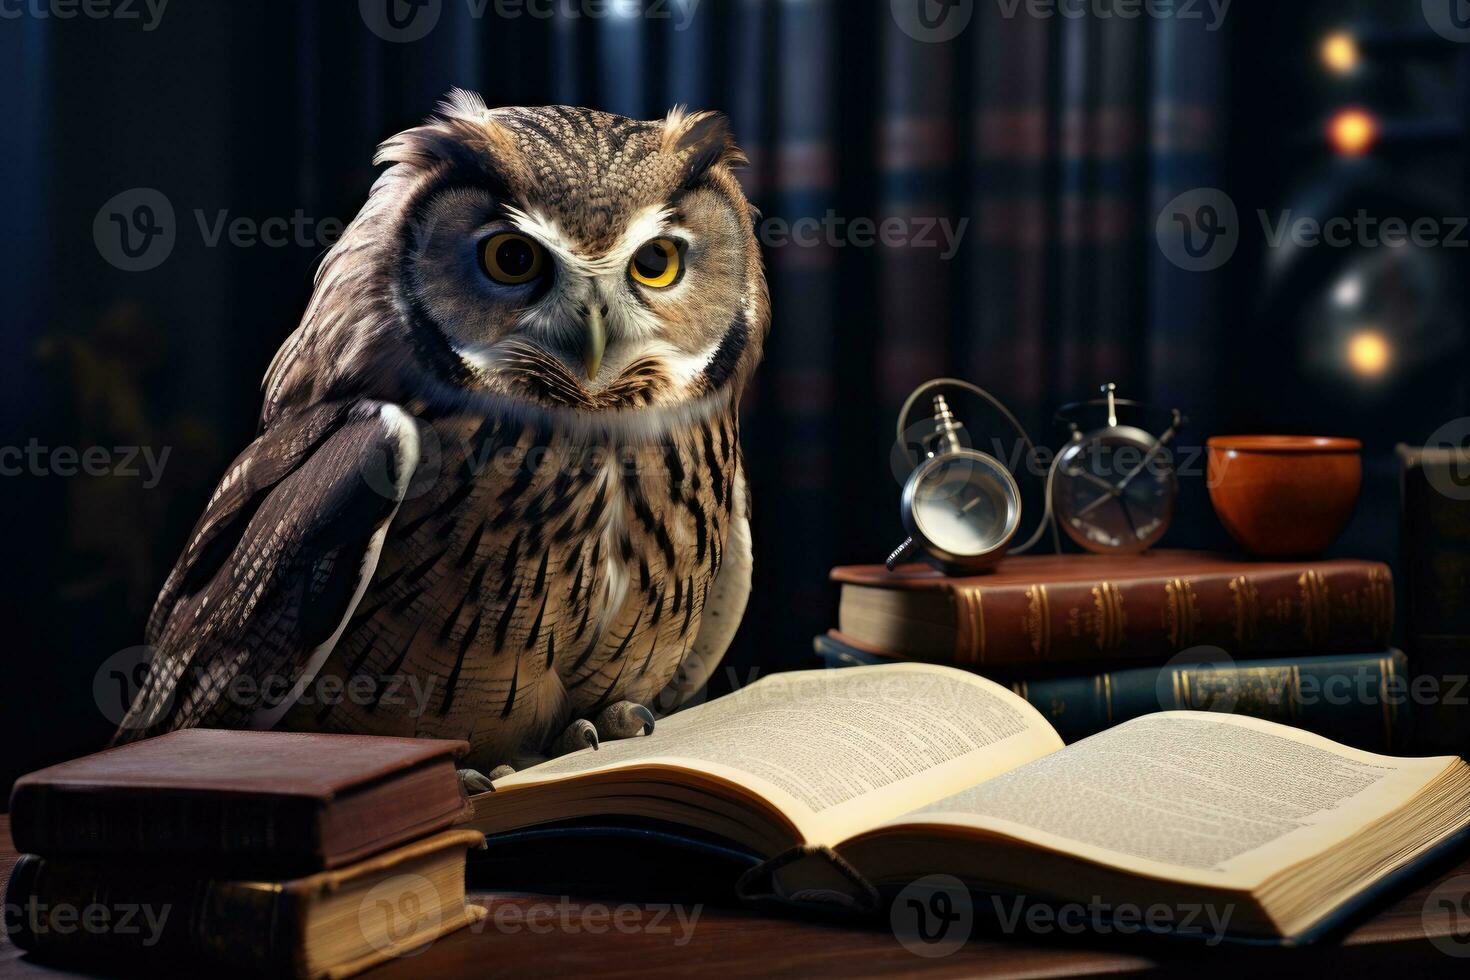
[1400,445,1470,756]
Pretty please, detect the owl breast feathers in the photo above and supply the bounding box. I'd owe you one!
[116,92,769,773]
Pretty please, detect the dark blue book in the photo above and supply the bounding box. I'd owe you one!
[815,632,1409,753]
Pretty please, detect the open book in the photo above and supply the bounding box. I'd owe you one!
[470,664,1470,944]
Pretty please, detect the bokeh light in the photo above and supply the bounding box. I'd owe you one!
[1346,329,1393,379]
[1321,32,1361,76]
[1328,108,1379,157]
[1333,273,1364,309]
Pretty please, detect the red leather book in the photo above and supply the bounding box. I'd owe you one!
[9,729,470,874]
[833,551,1393,668]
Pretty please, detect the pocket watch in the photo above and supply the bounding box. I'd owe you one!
[887,379,1047,575]
[1051,384,1185,555]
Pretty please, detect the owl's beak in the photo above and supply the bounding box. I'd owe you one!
[582,304,607,381]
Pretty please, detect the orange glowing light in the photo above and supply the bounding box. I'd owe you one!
[1346,329,1392,379]
[1321,32,1360,75]
[1328,108,1379,157]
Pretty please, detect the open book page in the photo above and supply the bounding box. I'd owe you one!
[494,664,1064,845]
[869,712,1457,889]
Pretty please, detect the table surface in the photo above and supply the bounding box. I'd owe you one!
[3,814,1470,978]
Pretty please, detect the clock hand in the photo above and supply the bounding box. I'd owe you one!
[1075,487,1121,519]
[1114,427,1180,493]
[1113,447,1164,494]
[1068,467,1121,496]
[1118,494,1140,537]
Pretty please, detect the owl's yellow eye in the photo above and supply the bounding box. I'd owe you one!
[481,232,546,285]
[629,238,682,289]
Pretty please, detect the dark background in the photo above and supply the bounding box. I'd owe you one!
[1,0,1466,793]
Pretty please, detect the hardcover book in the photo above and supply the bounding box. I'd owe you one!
[1399,445,1470,754]
[5,829,488,979]
[813,632,1410,752]
[1399,445,1470,638]
[8,730,471,874]
[468,664,1470,945]
[833,551,1393,667]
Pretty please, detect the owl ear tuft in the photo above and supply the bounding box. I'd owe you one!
[664,107,747,185]
[437,89,518,160]
[440,87,489,119]
[376,90,519,188]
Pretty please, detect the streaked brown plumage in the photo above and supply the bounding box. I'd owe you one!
[116,92,768,775]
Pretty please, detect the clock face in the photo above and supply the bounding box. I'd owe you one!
[910,454,1018,559]
[1055,431,1176,554]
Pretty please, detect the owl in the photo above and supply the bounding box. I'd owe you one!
[115,91,769,782]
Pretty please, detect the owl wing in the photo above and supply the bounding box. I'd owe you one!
[658,466,753,712]
[116,401,421,742]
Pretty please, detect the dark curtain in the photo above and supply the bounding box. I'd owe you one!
[0,0,1228,788]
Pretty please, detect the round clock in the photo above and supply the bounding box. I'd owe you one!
[891,446,1022,573]
[887,379,1042,575]
[1051,384,1185,555]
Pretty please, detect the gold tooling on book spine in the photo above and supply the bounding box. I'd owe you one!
[1024,585,1050,660]
[1298,569,1330,648]
[1164,578,1199,649]
[954,587,986,665]
[1228,575,1261,652]
[1091,582,1126,654]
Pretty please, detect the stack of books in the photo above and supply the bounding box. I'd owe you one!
[5,730,485,978]
[817,550,1406,751]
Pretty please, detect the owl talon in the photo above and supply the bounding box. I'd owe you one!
[458,768,495,794]
[488,765,517,782]
[552,718,600,757]
[596,701,656,740]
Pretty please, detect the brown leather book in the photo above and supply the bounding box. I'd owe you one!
[5,829,488,979]
[9,730,470,874]
[833,551,1393,667]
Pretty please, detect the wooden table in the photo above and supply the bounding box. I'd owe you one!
[3,814,1469,978]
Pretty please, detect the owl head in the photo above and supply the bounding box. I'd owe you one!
[263,91,768,434]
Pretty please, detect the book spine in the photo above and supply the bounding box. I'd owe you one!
[3,854,299,975]
[1400,448,1470,638]
[1399,448,1470,754]
[946,564,1393,667]
[815,636,1407,752]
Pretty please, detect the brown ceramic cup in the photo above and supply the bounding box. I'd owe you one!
[1206,436,1363,558]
